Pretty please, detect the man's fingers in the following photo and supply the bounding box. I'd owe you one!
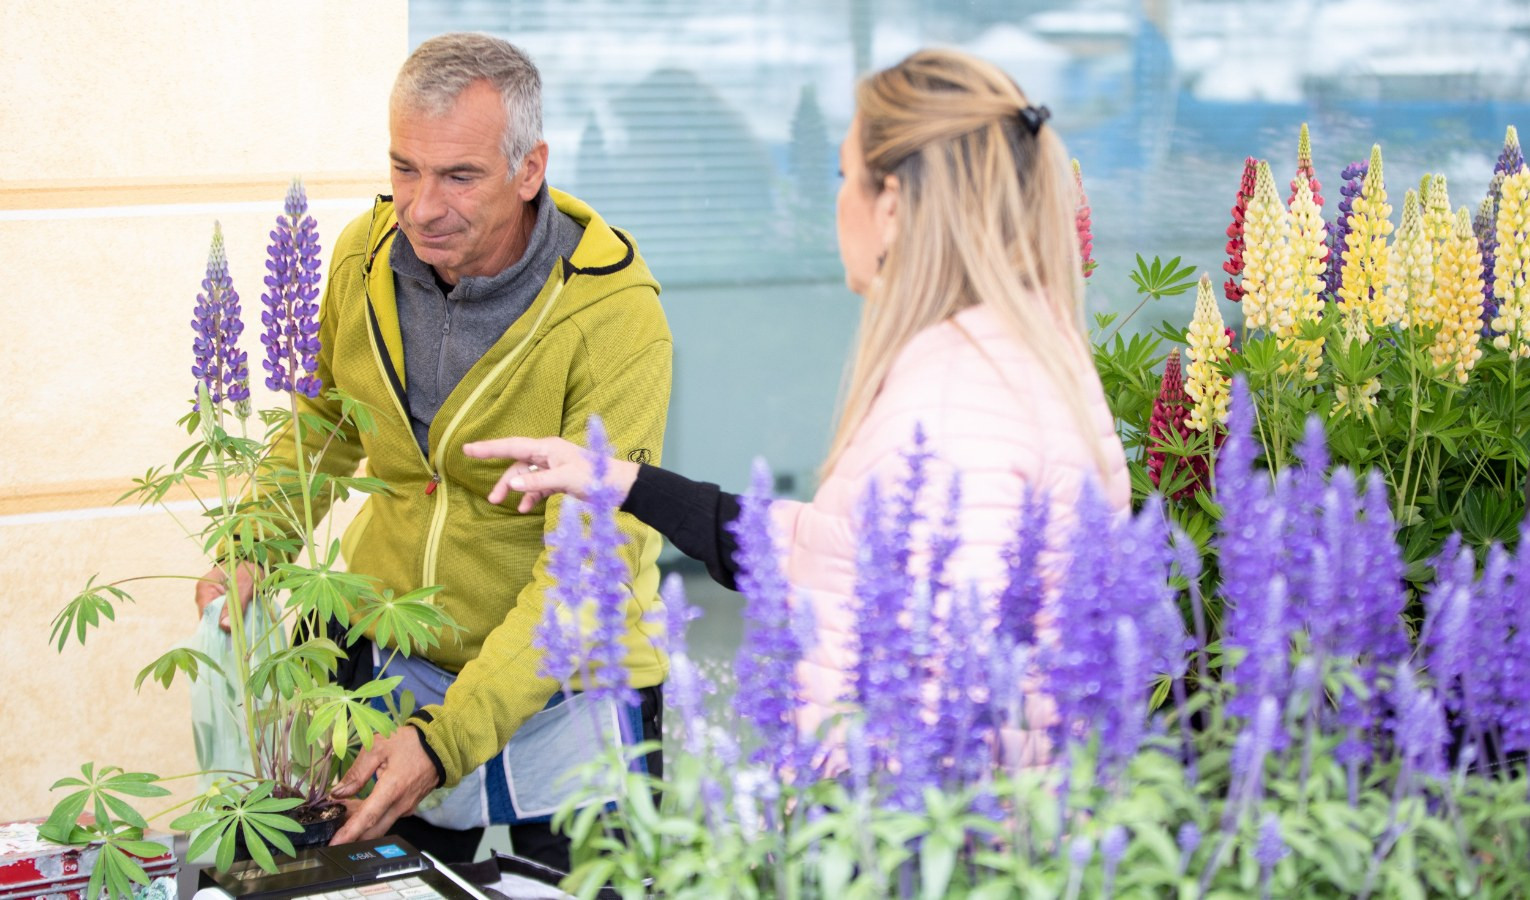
[332,752,382,799]
[329,799,369,845]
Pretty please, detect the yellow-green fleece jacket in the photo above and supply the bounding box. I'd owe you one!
[273,189,671,788]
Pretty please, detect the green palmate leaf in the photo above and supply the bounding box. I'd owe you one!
[1130,254,1199,300]
[272,548,378,625]
[134,647,223,691]
[87,840,158,900]
[50,577,133,652]
[329,387,383,435]
[119,466,186,507]
[346,585,455,657]
[40,764,168,846]
[247,639,344,700]
[304,678,402,756]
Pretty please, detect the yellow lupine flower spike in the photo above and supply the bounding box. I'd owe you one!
[1287,177,1329,380]
[1186,273,1232,432]
[1430,207,1485,384]
[1424,173,1453,246]
[1492,170,1530,359]
[1388,189,1434,330]
[1338,144,1395,337]
[1241,161,1296,335]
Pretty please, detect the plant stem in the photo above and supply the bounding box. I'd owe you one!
[207,406,264,783]
[1104,292,1155,345]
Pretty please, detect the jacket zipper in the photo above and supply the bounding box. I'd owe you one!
[418,278,569,590]
[435,296,453,405]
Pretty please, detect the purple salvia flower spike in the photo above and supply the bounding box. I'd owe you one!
[1106,615,1146,779]
[535,495,589,683]
[925,472,962,603]
[1101,824,1127,897]
[731,457,810,778]
[1501,525,1530,751]
[191,222,249,411]
[998,482,1050,648]
[667,653,712,759]
[936,583,993,794]
[1231,694,1280,808]
[654,571,702,659]
[578,416,637,709]
[1256,812,1288,885]
[1175,821,1200,876]
[1390,662,1447,782]
[260,178,323,398]
[1042,477,1117,751]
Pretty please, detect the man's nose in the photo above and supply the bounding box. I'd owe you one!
[411,176,447,224]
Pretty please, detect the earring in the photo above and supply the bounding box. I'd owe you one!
[876,252,886,272]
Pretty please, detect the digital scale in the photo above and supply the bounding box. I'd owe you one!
[197,837,489,900]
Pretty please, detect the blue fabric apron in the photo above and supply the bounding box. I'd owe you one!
[374,648,647,828]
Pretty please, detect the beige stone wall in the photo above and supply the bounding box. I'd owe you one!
[0,0,407,822]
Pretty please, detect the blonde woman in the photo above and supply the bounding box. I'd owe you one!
[466,48,1129,752]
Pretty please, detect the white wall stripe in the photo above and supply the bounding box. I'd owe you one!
[0,499,204,528]
[0,197,378,223]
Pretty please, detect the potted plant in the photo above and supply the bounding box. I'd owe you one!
[40,181,457,899]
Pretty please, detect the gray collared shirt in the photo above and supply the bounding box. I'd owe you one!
[390,184,585,454]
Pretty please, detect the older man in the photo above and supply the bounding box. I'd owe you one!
[195,33,671,869]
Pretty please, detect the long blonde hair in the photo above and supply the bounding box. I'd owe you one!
[822,48,1108,480]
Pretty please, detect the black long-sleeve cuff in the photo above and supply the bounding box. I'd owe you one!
[621,464,743,591]
[406,712,446,789]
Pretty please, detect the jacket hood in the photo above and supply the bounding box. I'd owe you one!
[354,188,660,387]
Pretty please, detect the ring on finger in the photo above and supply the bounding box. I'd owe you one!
[527,464,540,472]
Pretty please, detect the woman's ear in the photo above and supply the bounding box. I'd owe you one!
[876,173,900,249]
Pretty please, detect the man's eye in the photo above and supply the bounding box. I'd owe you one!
[450,174,474,185]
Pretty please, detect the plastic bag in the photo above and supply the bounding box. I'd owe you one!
[186,594,277,789]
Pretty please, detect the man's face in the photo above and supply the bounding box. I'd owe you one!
[389,79,546,285]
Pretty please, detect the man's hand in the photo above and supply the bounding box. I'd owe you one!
[194,560,260,632]
[329,726,440,844]
[463,435,639,513]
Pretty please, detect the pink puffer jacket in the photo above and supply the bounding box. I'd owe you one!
[771,303,1130,759]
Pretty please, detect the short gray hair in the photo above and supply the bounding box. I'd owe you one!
[392,33,543,173]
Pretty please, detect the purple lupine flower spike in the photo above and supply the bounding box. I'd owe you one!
[579,416,637,708]
[731,457,810,778]
[261,179,323,398]
[191,222,250,411]
[1479,191,1501,331]
[1324,160,1368,299]
[1497,126,1525,177]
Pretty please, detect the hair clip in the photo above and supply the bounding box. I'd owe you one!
[1016,104,1051,136]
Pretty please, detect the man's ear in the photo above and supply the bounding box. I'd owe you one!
[514,142,550,201]
[875,173,900,248]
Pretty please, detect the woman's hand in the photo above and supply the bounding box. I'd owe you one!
[463,436,640,513]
